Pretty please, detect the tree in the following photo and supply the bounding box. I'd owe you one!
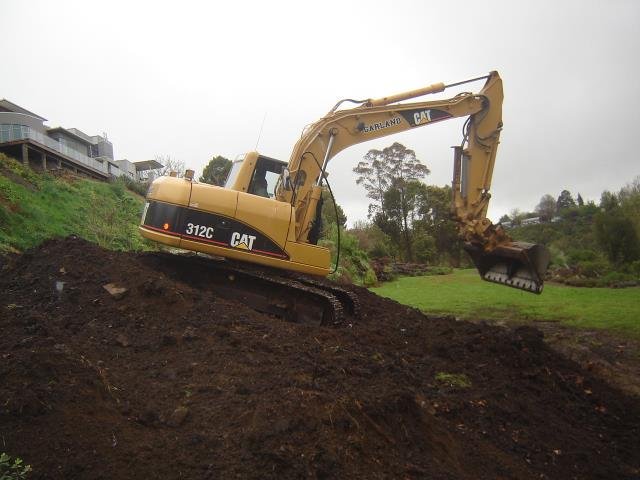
[594,210,640,264]
[536,194,557,221]
[147,155,185,181]
[412,184,463,265]
[353,142,430,261]
[200,155,232,186]
[499,214,511,224]
[576,193,584,207]
[599,190,619,212]
[353,150,392,215]
[617,175,640,239]
[321,189,347,233]
[556,189,576,213]
[350,220,397,259]
[509,208,524,226]
[379,176,425,261]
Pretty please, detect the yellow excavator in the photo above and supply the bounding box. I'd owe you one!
[140,71,549,322]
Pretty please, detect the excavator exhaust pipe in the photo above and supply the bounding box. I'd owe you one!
[464,241,551,294]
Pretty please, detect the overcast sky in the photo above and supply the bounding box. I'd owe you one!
[3,0,639,224]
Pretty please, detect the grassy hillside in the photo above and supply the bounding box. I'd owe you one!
[371,269,640,337]
[0,153,148,253]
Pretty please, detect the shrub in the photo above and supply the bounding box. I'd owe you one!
[577,259,610,277]
[413,235,436,264]
[563,277,598,288]
[0,453,32,479]
[594,211,640,264]
[109,179,126,199]
[600,271,637,286]
[621,260,640,278]
[547,245,568,268]
[321,224,377,286]
[427,266,453,275]
[111,175,149,197]
[369,242,392,259]
[567,248,597,264]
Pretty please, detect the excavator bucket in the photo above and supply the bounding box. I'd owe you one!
[464,241,551,294]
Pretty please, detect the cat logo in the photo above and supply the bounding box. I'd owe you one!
[230,232,256,250]
[413,109,433,125]
[399,108,451,127]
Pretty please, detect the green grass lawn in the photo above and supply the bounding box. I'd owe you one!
[371,269,640,337]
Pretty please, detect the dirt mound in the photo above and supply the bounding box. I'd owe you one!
[1,237,639,479]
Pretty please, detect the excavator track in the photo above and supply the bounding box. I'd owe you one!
[146,252,357,326]
[283,273,361,319]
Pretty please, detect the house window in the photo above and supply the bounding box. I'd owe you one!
[0,124,30,142]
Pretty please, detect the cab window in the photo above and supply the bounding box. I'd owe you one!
[224,159,244,189]
[248,157,285,198]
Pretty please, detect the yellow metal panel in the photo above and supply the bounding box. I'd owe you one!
[189,182,238,218]
[138,226,181,247]
[146,176,191,205]
[285,241,330,272]
[236,192,292,248]
[228,151,259,192]
[179,237,330,276]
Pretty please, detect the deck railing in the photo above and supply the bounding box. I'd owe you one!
[0,125,128,178]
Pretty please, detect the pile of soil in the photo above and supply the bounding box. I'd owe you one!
[1,237,639,479]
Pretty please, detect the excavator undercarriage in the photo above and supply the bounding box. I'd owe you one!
[145,252,360,326]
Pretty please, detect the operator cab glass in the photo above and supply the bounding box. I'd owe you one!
[248,156,287,199]
[224,155,245,189]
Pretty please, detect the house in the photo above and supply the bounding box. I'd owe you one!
[0,98,160,181]
[521,217,541,226]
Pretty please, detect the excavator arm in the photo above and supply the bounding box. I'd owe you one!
[277,72,550,293]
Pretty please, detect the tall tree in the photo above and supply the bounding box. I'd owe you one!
[200,155,232,186]
[353,143,430,261]
[353,149,391,216]
[556,189,576,212]
[412,183,462,265]
[576,193,584,207]
[536,194,557,221]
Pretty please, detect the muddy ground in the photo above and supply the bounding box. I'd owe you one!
[1,237,639,479]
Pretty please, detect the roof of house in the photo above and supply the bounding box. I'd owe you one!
[134,160,164,171]
[46,126,94,145]
[0,99,47,121]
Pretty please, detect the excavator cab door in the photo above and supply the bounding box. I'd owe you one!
[225,153,287,198]
[248,157,286,199]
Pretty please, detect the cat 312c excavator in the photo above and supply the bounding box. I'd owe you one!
[140,71,550,324]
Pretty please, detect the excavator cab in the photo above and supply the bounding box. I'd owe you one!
[225,153,287,199]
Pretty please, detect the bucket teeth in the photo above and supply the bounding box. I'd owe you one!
[483,269,543,294]
[464,241,550,294]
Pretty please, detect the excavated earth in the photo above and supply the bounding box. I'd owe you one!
[1,237,639,480]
